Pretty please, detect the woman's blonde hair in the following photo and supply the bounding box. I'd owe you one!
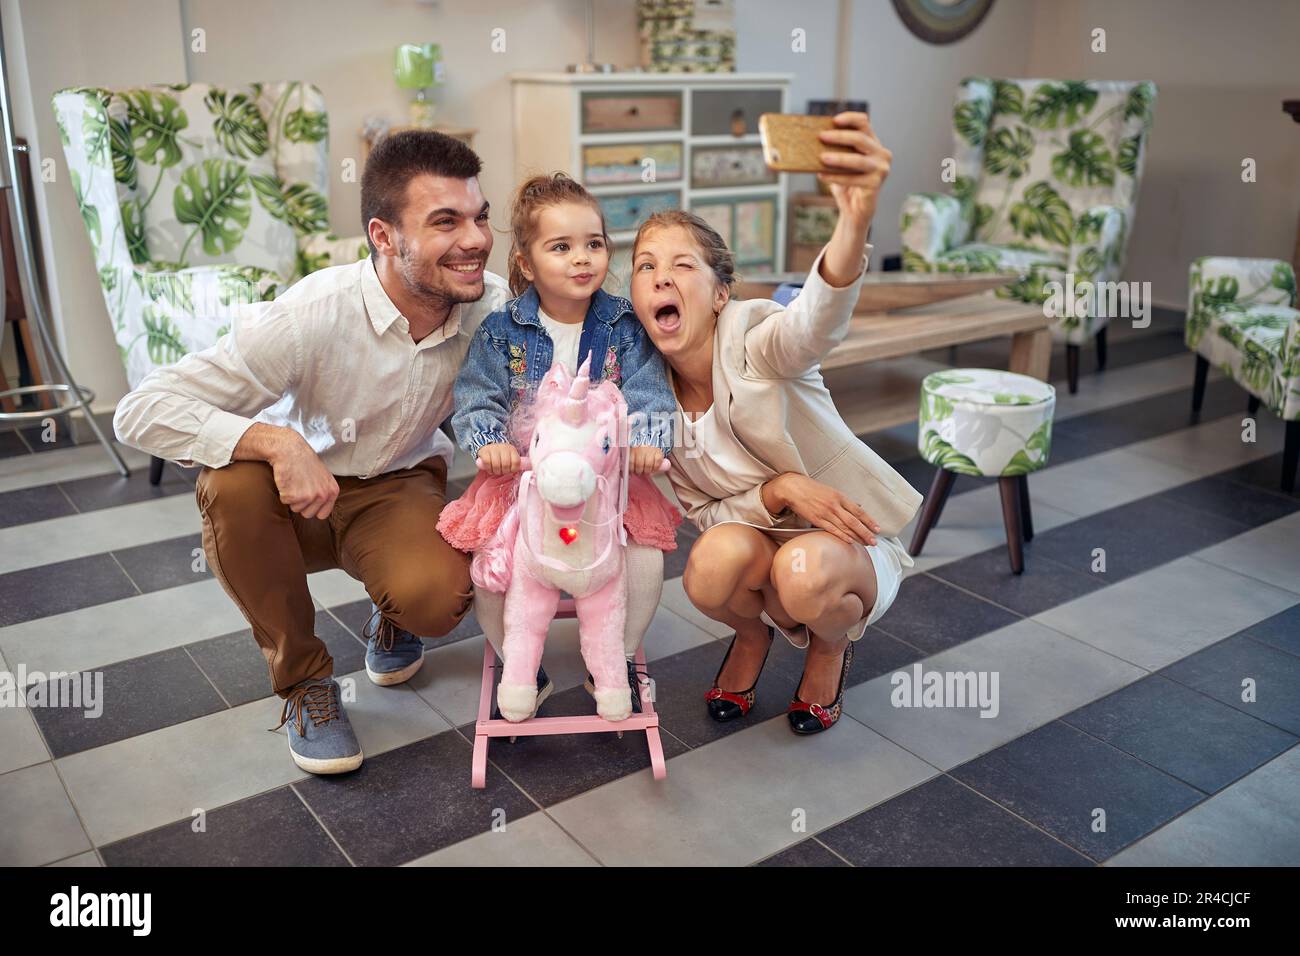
[632,210,737,291]
[508,173,609,296]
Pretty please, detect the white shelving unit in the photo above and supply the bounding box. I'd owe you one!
[510,72,792,292]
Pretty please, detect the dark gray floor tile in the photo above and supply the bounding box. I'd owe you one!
[327,596,479,650]
[757,839,849,867]
[1027,496,1249,582]
[662,520,699,580]
[462,682,690,806]
[27,647,226,757]
[113,533,212,593]
[1157,473,1300,529]
[294,729,537,866]
[0,428,30,458]
[0,552,138,626]
[188,608,364,707]
[58,465,193,513]
[1236,605,1300,658]
[1063,675,1297,794]
[1051,378,1240,451]
[847,627,926,685]
[1161,634,1300,736]
[872,573,1019,654]
[644,632,806,749]
[0,483,76,528]
[817,774,1093,866]
[101,787,349,866]
[951,720,1204,861]
[930,545,1104,617]
[1219,452,1300,502]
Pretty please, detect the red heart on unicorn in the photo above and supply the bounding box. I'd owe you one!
[558,526,579,545]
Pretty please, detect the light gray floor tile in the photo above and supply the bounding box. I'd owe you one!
[55,667,448,846]
[0,444,150,494]
[1193,511,1300,596]
[1106,746,1300,866]
[843,619,1146,770]
[0,495,199,575]
[0,762,91,865]
[546,715,937,866]
[0,648,50,775]
[403,811,598,866]
[1036,556,1300,671]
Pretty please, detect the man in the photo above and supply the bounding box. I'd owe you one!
[114,130,518,774]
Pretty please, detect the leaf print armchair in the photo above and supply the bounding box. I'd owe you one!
[52,82,368,393]
[900,78,1157,393]
[1186,256,1299,491]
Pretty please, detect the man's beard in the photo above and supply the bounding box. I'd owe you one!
[395,235,484,308]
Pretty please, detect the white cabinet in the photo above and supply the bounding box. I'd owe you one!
[510,72,791,293]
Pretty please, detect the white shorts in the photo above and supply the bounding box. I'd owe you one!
[760,533,913,649]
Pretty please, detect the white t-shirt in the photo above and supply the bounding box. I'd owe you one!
[537,307,587,374]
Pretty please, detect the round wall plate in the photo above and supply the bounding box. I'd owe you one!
[891,0,996,45]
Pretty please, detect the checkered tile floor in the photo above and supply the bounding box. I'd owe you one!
[2,309,1297,867]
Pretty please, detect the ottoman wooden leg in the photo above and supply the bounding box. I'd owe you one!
[998,477,1025,574]
[1095,327,1108,371]
[1066,345,1080,394]
[908,468,955,558]
[149,455,165,486]
[1018,474,1034,542]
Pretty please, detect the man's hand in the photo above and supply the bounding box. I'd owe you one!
[629,445,665,476]
[477,441,521,476]
[816,111,892,288]
[233,423,339,519]
[761,472,880,547]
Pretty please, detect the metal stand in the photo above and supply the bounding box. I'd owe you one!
[0,13,128,476]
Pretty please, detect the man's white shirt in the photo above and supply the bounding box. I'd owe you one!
[113,256,511,477]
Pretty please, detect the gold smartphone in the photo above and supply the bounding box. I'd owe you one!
[758,113,851,173]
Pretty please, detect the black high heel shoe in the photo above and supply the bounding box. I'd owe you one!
[704,626,775,722]
[787,640,855,735]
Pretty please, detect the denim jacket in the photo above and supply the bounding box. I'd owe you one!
[452,285,675,455]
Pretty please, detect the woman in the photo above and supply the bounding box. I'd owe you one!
[629,112,922,734]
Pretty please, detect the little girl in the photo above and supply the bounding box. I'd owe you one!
[440,173,681,713]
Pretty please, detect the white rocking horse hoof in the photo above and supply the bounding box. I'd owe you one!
[497,682,539,723]
[594,687,632,722]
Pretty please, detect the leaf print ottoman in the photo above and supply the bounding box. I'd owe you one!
[911,368,1056,574]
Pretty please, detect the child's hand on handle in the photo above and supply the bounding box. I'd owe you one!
[629,445,668,476]
[476,442,521,476]
[816,111,892,288]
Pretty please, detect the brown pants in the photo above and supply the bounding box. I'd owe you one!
[195,456,472,698]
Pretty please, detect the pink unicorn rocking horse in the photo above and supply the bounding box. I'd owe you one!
[439,355,679,786]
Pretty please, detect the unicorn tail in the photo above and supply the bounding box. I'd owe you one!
[470,502,520,593]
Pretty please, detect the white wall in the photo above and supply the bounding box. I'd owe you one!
[5,0,185,411]
[1025,0,1300,307]
[9,0,1300,413]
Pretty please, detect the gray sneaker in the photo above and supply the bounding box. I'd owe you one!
[363,604,425,686]
[273,677,363,774]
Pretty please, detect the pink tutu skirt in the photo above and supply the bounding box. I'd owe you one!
[438,469,682,553]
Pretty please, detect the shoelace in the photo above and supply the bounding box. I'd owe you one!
[363,607,399,652]
[272,681,340,737]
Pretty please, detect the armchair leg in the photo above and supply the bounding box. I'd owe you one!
[149,455,164,486]
[1248,395,1261,416]
[1066,345,1080,394]
[1283,420,1299,494]
[1095,327,1108,371]
[1191,354,1209,418]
